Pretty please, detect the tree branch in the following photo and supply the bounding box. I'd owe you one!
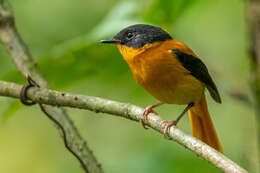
[0,2,103,173]
[0,80,248,173]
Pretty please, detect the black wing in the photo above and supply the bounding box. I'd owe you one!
[172,49,221,103]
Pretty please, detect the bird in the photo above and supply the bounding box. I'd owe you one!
[101,24,223,153]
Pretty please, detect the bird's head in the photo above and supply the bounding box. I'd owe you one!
[101,24,172,59]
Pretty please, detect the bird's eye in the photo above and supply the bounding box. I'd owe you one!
[126,32,134,40]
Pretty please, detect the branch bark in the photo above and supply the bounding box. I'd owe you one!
[0,2,103,173]
[0,80,248,173]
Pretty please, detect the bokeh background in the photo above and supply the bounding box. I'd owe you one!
[0,0,259,172]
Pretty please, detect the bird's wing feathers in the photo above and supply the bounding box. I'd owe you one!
[172,49,221,103]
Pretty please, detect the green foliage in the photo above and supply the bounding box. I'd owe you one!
[51,1,142,56]
[1,70,24,84]
[0,0,198,88]
[143,0,196,26]
[39,44,128,88]
[1,100,22,122]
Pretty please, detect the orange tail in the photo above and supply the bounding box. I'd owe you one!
[188,94,223,153]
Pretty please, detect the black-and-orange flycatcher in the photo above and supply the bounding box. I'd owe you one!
[101,24,223,153]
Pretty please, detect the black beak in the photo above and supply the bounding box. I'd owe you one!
[101,38,121,44]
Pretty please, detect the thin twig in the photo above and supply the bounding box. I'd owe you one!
[0,1,103,173]
[0,80,248,173]
[39,104,89,172]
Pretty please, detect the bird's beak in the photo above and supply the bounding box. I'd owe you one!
[101,38,121,44]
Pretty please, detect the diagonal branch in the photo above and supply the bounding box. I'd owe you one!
[0,2,103,173]
[0,80,248,173]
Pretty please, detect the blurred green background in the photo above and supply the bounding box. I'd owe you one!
[0,0,259,172]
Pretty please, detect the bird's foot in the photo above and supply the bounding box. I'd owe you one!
[161,120,178,138]
[140,106,158,129]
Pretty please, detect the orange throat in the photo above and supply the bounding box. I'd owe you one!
[117,42,163,63]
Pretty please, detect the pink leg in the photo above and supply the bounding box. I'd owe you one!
[141,102,163,129]
[162,102,194,137]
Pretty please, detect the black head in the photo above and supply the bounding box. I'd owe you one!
[101,24,172,49]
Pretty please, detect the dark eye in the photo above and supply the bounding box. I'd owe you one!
[126,32,134,40]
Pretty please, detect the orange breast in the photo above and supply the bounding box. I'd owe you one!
[117,39,205,104]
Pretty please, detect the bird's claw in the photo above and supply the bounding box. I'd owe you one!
[140,107,159,129]
[161,120,177,138]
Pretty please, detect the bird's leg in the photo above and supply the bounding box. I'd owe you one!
[162,102,194,137]
[141,102,163,129]
[20,76,40,105]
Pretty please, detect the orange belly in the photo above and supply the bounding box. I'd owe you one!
[139,74,204,104]
[118,40,205,104]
